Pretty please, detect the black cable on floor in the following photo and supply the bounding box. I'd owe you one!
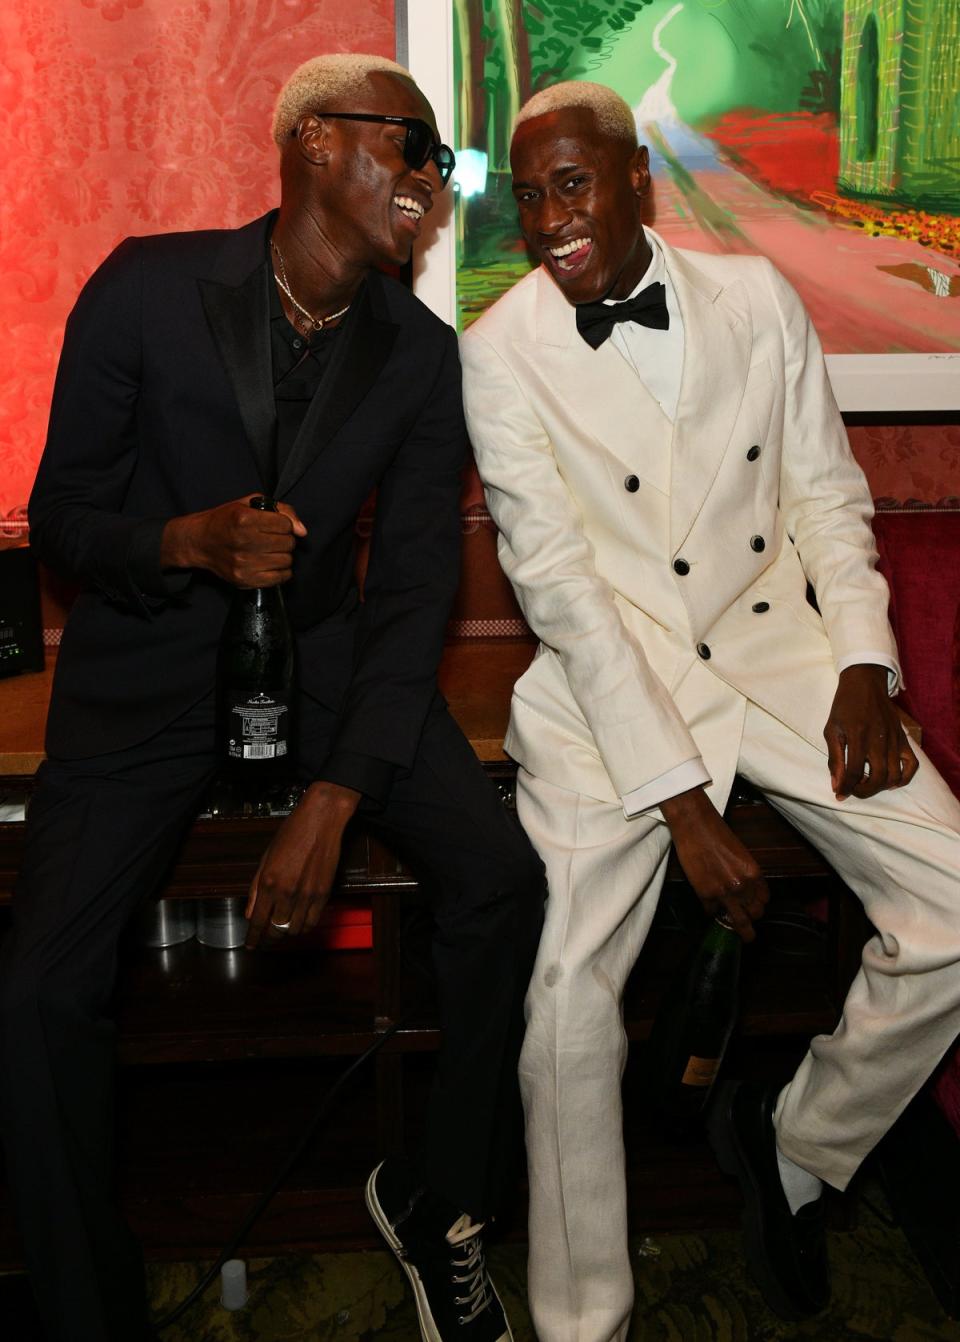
[152,1013,409,1331]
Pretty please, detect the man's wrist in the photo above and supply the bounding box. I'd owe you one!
[160,514,198,571]
[837,663,888,685]
[303,780,362,820]
[660,784,711,831]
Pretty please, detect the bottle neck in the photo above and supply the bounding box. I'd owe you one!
[244,498,282,607]
[704,914,740,952]
[236,584,284,610]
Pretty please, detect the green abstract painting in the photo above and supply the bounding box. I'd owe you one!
[451,0,960,355]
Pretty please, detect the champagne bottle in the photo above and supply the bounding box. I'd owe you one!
[216,496,295,796]
[645,912,742,1127]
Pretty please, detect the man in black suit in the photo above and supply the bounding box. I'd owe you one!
[0,54,543,1342]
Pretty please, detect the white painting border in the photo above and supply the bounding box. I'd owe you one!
[401,0,959,412]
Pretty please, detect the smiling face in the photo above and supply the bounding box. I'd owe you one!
[511,106,652,305]
[302,71,442,269]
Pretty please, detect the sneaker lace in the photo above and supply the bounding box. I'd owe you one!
[446,1214,493,1325]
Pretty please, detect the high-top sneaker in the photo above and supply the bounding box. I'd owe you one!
[365,1160,512,1342]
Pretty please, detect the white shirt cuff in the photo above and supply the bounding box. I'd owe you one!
[622,757,712,818]
[835,652,900,696]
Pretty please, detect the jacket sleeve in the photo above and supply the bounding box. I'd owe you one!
[765,261,901,684]
[317,325,468,805]
[28,237,189,614]
[461,326,702,798]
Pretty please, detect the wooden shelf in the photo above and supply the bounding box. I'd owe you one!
[114,939,386,1065]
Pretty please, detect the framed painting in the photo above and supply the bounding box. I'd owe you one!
[400,0,960,411]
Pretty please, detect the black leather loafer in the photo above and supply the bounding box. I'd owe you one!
[708,1081,830,1318]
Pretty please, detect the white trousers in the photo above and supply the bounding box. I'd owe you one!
[517,693,960,1342]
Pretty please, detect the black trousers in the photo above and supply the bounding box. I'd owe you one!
[0,692,544,1342]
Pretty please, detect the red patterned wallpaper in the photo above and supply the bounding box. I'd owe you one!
[848,423,960,508]
[0,0,394,535]
[0,1,956,549]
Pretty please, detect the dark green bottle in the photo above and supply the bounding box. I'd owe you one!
[216,496,295,794]
[646,913,742,1126]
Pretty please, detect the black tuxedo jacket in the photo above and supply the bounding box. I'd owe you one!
[29,211,468,802]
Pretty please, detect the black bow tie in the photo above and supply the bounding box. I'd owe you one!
[575,282,670,349]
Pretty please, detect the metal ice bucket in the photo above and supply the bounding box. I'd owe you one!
[138,898,196,948]
[195,896,249,949]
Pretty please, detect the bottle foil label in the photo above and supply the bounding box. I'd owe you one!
[681,1055,721,1087]
[226,692,290,760]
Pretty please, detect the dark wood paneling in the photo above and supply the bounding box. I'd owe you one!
[0,647,870,1263]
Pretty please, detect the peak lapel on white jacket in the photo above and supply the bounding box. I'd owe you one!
[509,265,673,496]
[661,235,753,553]
[507,234,752,521]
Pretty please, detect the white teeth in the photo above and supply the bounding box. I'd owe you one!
[393,194,425,219]
[548,237,590,258]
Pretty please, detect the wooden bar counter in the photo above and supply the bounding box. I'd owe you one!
[0,641,864,1260]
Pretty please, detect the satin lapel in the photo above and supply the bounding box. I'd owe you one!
[275,275,399,498]
[513,268,672,495]
[662,237,752,552]
[198,241,275,491]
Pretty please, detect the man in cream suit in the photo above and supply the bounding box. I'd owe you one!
[461,81,960,1339]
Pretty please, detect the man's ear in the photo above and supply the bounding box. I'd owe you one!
[631,144,651,198]
[295,113,331,165]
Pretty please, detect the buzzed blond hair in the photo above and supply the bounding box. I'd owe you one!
[514,81,637,147]
[272,53,415,148]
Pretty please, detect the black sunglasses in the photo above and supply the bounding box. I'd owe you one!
[309,112,456,187]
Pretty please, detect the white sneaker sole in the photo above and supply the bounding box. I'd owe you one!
[364,1163,512,1342]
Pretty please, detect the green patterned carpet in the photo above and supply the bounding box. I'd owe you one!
[146,1221,960,1341]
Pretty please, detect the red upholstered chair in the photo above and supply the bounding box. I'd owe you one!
[873,508,960,1135]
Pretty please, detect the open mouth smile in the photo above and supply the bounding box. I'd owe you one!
[393,194,427,229]
[545,237,593,274]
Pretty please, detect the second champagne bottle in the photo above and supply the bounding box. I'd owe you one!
[644,911,743,1130]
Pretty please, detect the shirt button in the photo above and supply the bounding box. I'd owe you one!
[673,558,690,575]
[697,642,711,660]
[624,474,640,492]
[747,445,761,461]
[752,601,770,613]
[750,535,766,552]
[292,338,303,349]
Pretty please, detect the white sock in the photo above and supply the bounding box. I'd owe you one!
[776,1146,824,1214]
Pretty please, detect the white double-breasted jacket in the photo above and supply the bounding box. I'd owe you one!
[461,232,901,811]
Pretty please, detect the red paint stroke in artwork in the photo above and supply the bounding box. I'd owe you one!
[701,109,840,205]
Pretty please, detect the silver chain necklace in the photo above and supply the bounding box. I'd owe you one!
[270,241,350,333]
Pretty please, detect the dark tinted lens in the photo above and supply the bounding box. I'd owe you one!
[401,118,434,170]
[401,119,455,187]
[433,144,456,186]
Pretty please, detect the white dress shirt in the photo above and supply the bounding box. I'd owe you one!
[611,233,896,819]
[606,234,684,421]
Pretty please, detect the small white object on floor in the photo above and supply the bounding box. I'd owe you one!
[220,1258,248,1310]
[776,1146,824,1214]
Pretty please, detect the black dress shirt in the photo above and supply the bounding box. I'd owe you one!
[268,274,343,489]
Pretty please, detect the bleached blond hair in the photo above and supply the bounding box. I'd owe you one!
[514,81,637,146]
[272,53,416,149]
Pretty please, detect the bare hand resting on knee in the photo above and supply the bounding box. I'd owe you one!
[823,664,918,802]
[660,786,769,943]
[244,781,361,947]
